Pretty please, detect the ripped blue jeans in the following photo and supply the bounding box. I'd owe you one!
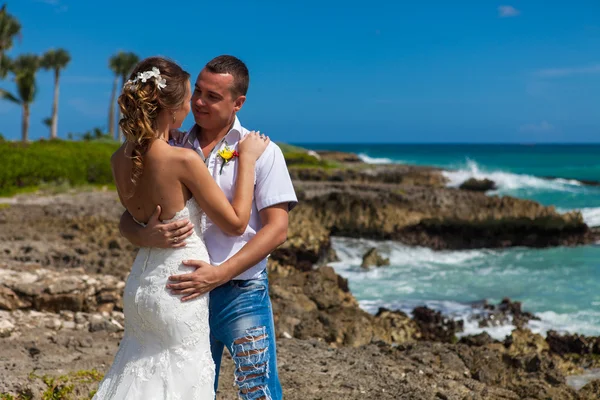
[209,270,282,400]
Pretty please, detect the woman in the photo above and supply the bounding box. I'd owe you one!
[93,57,269,399]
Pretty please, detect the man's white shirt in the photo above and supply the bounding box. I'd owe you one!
[176,117,297,280]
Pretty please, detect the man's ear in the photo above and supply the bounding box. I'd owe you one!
[233,95,246,113]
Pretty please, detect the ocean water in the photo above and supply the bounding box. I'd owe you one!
[299,144,600,338]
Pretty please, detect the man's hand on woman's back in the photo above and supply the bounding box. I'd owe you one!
[119,205,195,248]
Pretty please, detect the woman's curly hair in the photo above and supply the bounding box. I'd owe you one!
[118,57,190,190]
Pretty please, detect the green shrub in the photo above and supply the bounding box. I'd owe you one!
[276,142,307,155]
[283,151,339,169]
[0,140,119,196]
[284,151,321,165]
[0,140,333,196]
[23,369,104,400]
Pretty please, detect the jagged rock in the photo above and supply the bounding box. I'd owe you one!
[0,319,15,337]
[271,209,332,272]
[0,267,124,314]
[471,298,539,328]
[459,332,494,347]
[315,151,362,163]
[497,298,539,327]
[45,318,62,330]
[291,180,593,250]
[269,264,419,347]
[412,306,463,343]
[74,311,87,324]
[579,379,600,399]
[97,303,115,313]
[1,169,599,399]
[503,329,550,359]
[403,340,576,399]
[47,276,86,294]
[33,293,85,313]
[321,246,339,264]
[360,247,390,268]
[288,164,447,186]
[374,308,421,343]
[459,178,497,192]
[0,285,30,310]
[62,321,76,330]
[546,330,600,356]
[88,315,123,333]
[59,310,74,321]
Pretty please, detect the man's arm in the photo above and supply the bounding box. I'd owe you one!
[119,205,195,249]
[167,204,289,301]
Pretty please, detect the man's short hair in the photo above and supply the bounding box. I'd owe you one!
[205,55,249,97]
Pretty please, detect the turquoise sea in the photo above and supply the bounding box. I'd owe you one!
[299,144,600,338]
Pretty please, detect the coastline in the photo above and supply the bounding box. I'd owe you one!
[1,153,600,398]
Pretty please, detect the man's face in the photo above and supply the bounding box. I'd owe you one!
[191,68,245,131]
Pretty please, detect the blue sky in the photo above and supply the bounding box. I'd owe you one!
[1,0,599,143]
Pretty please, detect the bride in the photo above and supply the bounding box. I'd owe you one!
[93,57,269,399]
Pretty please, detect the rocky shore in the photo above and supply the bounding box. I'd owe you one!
[1,154,600,399]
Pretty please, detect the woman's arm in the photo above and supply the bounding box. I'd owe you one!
[177,132,269,236]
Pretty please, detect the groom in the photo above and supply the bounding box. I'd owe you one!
[119,55,297,400]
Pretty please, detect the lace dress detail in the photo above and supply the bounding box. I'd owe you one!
[93,198,215,399]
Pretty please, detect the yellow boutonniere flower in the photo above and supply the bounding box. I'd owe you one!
[217,144,239,175]
[218,148,235,161]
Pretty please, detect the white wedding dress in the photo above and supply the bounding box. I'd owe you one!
[94,198,215,400]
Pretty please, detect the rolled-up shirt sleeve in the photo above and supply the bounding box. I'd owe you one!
[254,143,298,212]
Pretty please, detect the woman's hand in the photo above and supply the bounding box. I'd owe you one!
[238,131,270,162]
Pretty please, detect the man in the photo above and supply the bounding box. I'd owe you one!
[119,55,297,400]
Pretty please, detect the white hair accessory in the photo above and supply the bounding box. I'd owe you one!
[125,67,167,91]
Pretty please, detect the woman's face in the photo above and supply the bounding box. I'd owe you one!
[172,80,192,129]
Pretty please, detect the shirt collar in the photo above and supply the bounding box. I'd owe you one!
[229,115,243,139]
[188,115,245,143]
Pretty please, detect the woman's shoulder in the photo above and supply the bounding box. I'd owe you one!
[110,142,129,166]
[149,143,203,175]
[145,140,184,159]
[167,145,201,161]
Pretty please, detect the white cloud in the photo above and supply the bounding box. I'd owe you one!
[498,5,520,18]
[536,64,600,78]
[519,121,555,133]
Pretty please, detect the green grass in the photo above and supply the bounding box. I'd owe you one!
[1,139,339,197]
[1,389,32,400]
[276,142,308,154]
[1,369,103,400]
[0,140,119,196]
[284,151,340,169]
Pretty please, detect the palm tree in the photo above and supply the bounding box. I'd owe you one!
[0,5,21,79]
[41,48,70,139]
[0,54,11,79]
[109,51,139,141]
[0,54,40,142]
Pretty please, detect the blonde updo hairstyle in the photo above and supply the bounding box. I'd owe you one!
[118,56,190,188]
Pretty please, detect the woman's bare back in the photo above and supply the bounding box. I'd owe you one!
[112,140,193,224]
